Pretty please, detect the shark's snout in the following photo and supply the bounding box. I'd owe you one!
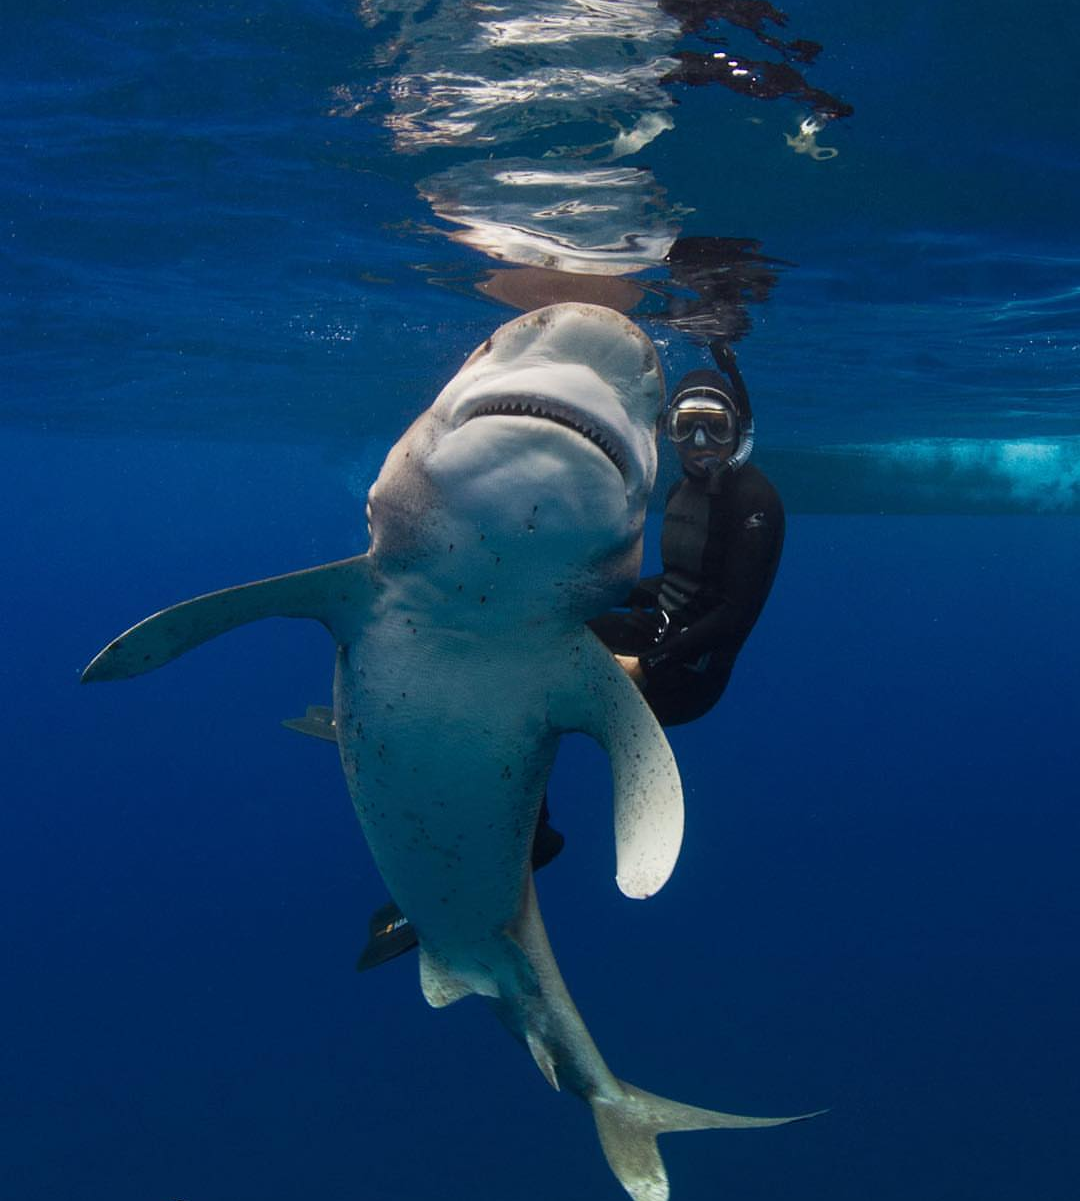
[435,303,665,496]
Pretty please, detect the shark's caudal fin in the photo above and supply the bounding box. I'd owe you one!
[504,876,819,1200]
[592,1083,822,1201]
[554,630,683,899]
[82,555,374,683]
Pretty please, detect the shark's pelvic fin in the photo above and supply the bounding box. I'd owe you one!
[593,1083,822,1201]
[419,946,498,1008]
[282,704,337,742]
[82,555,374,683]
[556,630,684,899]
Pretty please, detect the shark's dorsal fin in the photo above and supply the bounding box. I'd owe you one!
[282,705,337,742]
[82,555,374,683]
[554,630,684,900]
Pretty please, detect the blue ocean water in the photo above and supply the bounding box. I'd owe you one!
[3,3,1079,1200]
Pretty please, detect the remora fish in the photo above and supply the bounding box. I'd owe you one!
[83,303,810,1200]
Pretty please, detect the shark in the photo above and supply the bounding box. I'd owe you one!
[82,302,812,1200]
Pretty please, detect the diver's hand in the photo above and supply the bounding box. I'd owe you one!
[613,654,645,687]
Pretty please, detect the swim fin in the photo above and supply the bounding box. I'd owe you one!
[356,901,418,973]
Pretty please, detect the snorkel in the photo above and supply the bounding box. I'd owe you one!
[710,342,754,473]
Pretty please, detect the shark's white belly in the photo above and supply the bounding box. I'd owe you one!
[334,615,560,950]
[81,304,806,1201]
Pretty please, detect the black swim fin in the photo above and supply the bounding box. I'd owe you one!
[531,815,566,869]
[356,901,418,973]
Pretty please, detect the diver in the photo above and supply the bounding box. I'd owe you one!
[357,342,784,972]
[589,341,785,725]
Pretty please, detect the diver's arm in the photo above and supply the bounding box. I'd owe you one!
[625,575,663,608]
[641,483,784,669]
[639,595,749,668]
[613,653,646,686]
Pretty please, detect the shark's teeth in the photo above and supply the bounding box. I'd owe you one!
[465,396,628,476]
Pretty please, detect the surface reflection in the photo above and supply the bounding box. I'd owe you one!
[349,0,851,343]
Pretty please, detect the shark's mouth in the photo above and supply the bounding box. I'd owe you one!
[462,394,629,477]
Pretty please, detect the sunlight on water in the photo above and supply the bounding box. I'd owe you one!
[779,436,1080,514]
[878,437,1080,512]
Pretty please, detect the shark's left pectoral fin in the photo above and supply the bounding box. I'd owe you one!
[82,554,374,683]
[556,631,684,900]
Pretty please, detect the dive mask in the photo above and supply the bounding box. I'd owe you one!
[666,392,738,446]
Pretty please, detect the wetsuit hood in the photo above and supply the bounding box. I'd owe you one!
[667,368,754,482]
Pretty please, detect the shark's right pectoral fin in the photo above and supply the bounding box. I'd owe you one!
[555,630,683,900]
[82,554,374,683]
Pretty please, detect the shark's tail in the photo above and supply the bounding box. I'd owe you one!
[591,1080,821,1201]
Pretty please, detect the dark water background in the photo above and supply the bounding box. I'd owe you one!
[3,2,1080,1199]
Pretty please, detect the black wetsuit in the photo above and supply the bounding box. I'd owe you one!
[590,462,784,726]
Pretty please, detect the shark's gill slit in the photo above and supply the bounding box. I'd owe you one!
[466,395,628,476]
